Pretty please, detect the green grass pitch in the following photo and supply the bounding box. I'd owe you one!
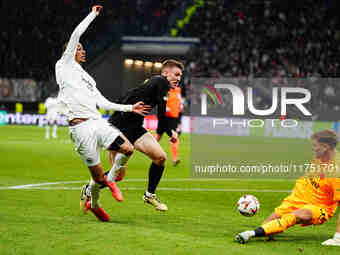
[0,125,339,254]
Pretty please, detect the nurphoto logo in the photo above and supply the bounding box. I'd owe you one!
[201,84,312,116]
[201,84,312,128]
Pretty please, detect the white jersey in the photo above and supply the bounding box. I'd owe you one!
[44,97,60,112]
[55,11,132,121]
[44,97,60,122]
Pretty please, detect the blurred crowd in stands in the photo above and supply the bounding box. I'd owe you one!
[182,0,340,112]
[184,0,340,78]
[0,0,176,82]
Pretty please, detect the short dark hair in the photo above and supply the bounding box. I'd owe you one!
[312,129,338,149]
[62,42,82,55]
[161,59,184,71]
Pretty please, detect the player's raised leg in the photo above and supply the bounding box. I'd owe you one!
[106,134,132,183]
[80,133,134,217]
[107,151,127,182]
[104,134,134,201]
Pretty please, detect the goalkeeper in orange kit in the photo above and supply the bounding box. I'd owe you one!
[236,130,340,246]
[154,85,183,166]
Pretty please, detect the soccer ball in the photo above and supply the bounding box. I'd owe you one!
[237,195,260,217]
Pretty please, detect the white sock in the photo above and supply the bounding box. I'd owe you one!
[52,124,57,138]
[246,231,255,238]
[145,191,154,197]
[45,125,50,139]
[89,179,101,209]
[85,185,91,197]
[107,153,130,182]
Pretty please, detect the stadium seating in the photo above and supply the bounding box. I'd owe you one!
[0,0,181,82]
[180,0,340,111]
[182,0,340,78]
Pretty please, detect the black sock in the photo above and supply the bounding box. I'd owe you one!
[254,227,266,237]
[147,163,165,194]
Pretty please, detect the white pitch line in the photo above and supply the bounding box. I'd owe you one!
[0,178,294,190]
[0,139,71,144]
[2,180,86,189]
[0,178,293,193]
[0,186,291,193]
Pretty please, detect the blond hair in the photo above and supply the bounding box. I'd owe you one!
[312,130,338,149]
[161,59,184,71]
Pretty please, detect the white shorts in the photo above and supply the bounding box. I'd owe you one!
[69,118,121,166]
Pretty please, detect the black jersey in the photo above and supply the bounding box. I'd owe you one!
[156,92,175,137]
[109,75,170,127]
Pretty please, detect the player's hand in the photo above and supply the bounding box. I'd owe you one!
[169,130,178,143]
[132,101,152,116]
[322,232,340,246]
[92,5,103,16]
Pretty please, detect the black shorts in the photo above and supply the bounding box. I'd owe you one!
[109,117,147,144]
[156,117,178,136]
[177,113,182,125]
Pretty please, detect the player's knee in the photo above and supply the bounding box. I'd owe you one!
[157,151,167,165]
[301,212,313,222]
[151,151,167,165]
[109,136,134,156]
[119,142,134,156]
[294,209,312,223]
[124,145,134,156]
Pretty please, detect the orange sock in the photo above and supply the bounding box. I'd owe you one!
[170,140,179,162]
[261,213,296,235]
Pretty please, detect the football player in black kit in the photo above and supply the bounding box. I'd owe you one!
[81,59,184,211]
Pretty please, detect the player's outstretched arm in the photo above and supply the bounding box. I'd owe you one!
[322,208,340,246]
[95,88,151,115]
[62,5,103,63]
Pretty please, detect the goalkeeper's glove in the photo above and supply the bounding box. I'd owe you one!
[322,232,340,246]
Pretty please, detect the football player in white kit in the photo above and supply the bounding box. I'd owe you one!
[44,96,60,139]
[55,5,151,221]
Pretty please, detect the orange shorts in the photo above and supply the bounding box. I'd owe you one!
[274,199,329,225]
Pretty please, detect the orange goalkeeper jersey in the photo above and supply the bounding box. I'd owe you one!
[286,152,340,217]
[165,87,182,118]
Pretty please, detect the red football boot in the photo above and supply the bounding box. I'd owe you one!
[86,201,110,222]
[104,176,123,202]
